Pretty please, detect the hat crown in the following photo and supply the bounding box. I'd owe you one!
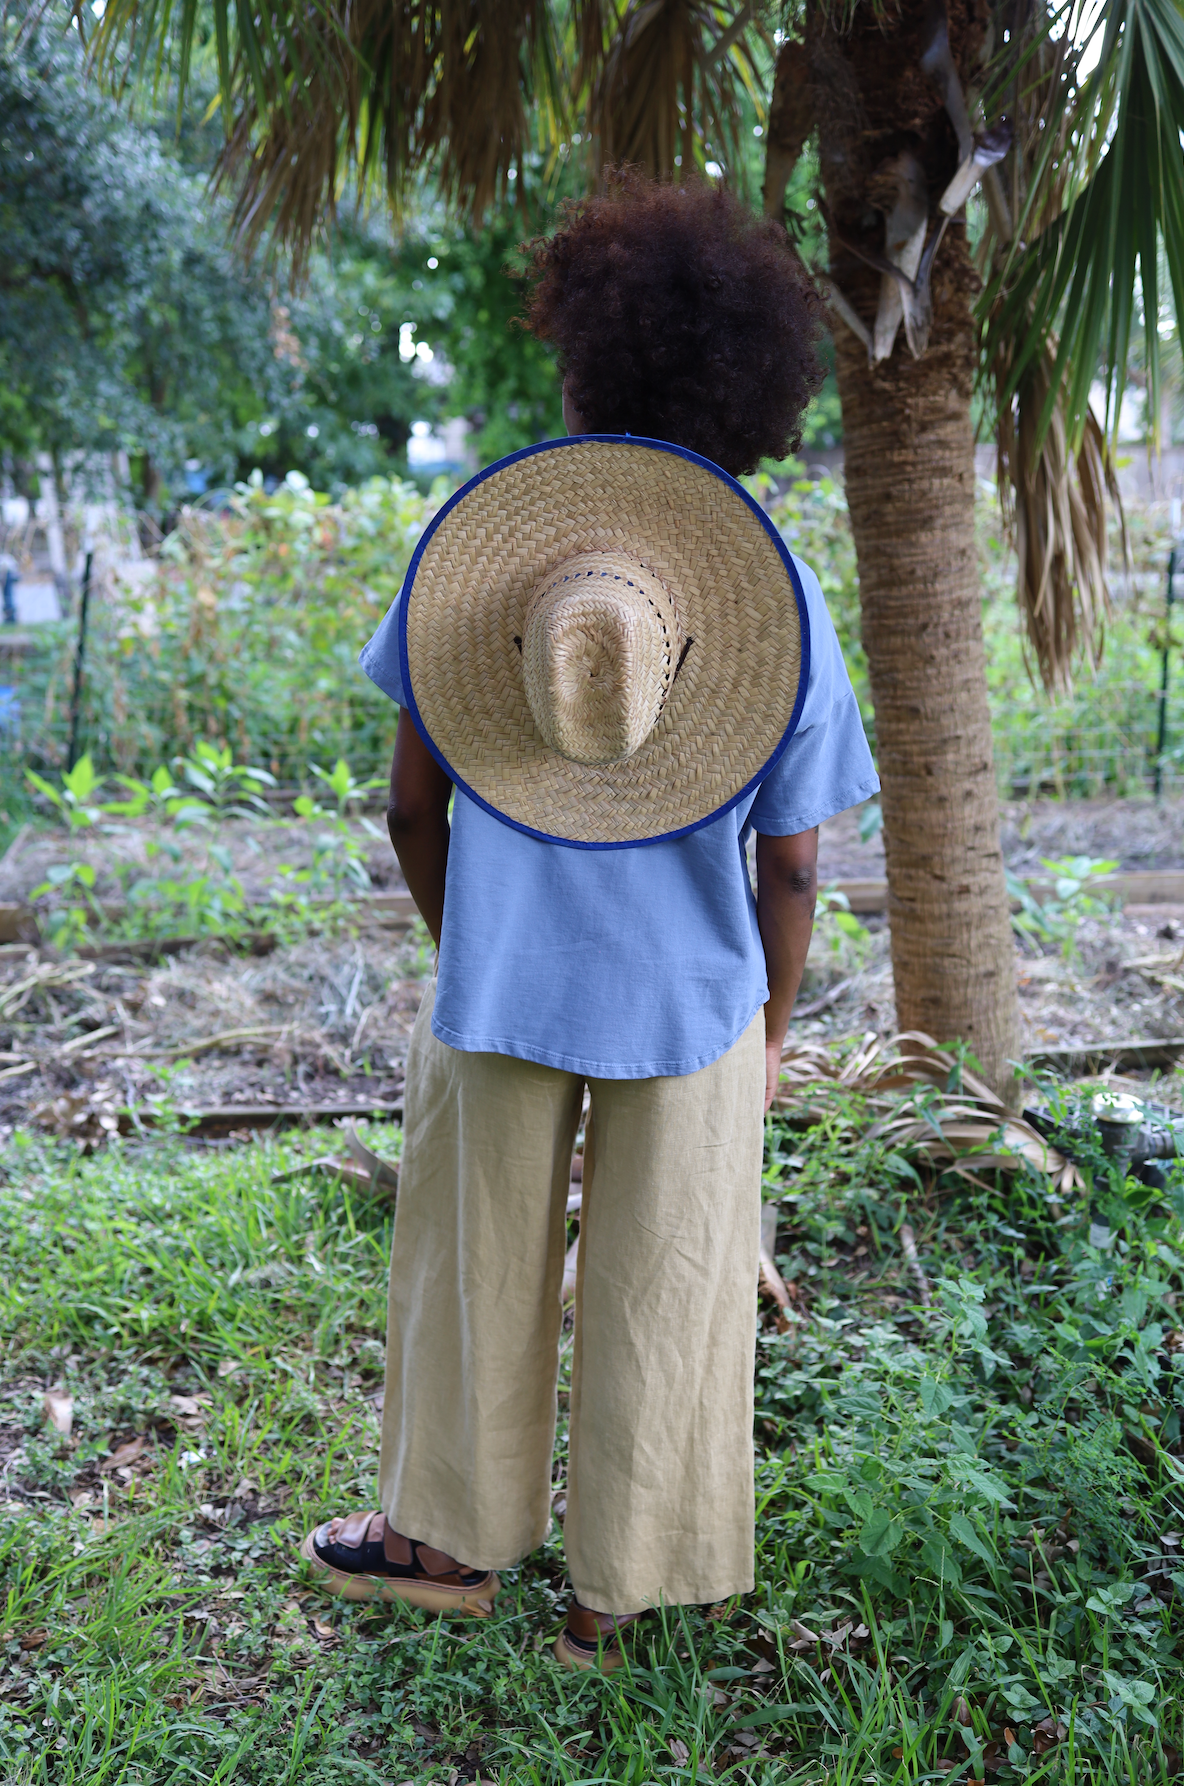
[521,552,683,766]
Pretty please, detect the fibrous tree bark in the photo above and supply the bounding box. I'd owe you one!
[786,0,1022,1094]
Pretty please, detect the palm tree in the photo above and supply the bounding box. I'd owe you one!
[86,0,1184,1092]
[760,0,1184,1091]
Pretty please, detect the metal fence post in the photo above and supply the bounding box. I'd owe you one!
[66,547,94,773]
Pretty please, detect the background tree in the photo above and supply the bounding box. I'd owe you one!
[0,20,570,508]
[80,0,1184,1091]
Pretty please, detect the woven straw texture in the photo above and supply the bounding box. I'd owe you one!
[405,439,803,844]
[522,550,684,765]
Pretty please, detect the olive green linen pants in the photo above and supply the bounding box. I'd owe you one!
[377,981,766,1614]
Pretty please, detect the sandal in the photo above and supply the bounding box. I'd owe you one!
[300,1510,500,1616]
[553,1600,642,1673]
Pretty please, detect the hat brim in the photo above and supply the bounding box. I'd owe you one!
[399,435,810,848]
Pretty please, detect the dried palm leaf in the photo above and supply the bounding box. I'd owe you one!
[774,1028,1078,1185]
[991,334,1122,694]
[761,36,812,218]
[588,0,767,184]
[973,3,1151,692]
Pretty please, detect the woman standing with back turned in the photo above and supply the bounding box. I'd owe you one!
[300,171,880,1670]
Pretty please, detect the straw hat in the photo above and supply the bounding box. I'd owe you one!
[398,435,810,847]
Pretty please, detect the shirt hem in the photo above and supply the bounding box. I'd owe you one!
[429,1002,766,1080]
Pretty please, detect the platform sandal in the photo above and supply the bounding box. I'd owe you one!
[300,1510,499,1615]
[553,1600,642,1673]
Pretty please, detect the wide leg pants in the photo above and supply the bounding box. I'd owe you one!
[377,981,766,1614]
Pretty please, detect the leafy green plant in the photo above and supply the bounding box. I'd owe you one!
[307,757,386,817]
[1007,854,1120,959]
[0,1081,1179,1781]
[813,882,873,972]
[27,861,102,951]
[103,763,212,827]
[109,857,250,944]
[174,740,276,817]
[24,755,106,833]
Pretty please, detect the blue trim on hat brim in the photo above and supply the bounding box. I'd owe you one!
[394,433,811,851]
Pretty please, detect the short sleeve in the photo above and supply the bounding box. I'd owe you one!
[359,590,407,706]
[747,557,879,836]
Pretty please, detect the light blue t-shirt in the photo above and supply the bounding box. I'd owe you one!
[361,555,878,1079]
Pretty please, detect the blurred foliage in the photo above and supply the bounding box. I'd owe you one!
[15,473,437,785]
[758,469,1183,797]
[0,18,283,508]
[0,23,568,512]
[7,458,1181,815]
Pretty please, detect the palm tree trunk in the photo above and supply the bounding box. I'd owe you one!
[791,0,1023,1097]
[830,233,1021,1094]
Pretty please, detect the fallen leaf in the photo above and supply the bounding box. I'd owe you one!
[69,1489,92,1511]
[42,1390,73,1438]
[170,1394,202,1416]
[751,1657,775,1675]
[789,1617,819,1644]
[670,1739,690,1764]
[952,1696,973,1726]
[101,1434,144,1473]
[217,1360,241,1379]
[20,1629,47,1650]
[312,1617,336,1639]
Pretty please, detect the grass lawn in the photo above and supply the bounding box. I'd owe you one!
[0,1087,1181,1783]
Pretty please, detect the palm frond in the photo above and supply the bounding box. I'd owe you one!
[973,0,1150,690]
[86,0,566,258]
[588,0,769,183]
[982,0,1184,453]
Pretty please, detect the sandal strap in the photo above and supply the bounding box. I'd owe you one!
[313,1516,487,1588]
[564,1600,641,1654]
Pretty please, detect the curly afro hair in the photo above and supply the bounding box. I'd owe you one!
[522,170,822,477]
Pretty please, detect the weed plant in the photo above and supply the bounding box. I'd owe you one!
[0,1085,1180,1782]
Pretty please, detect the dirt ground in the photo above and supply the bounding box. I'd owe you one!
[1,795,1183,1141]
[817,794,1184,881]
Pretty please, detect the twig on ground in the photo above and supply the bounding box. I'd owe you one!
[791,980,851,1021]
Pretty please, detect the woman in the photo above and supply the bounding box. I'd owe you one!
[300,172,879,1671]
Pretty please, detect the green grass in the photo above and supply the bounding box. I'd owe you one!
[0,1091,1181,1783]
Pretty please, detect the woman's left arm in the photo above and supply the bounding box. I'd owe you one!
[755,827,819,1111]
